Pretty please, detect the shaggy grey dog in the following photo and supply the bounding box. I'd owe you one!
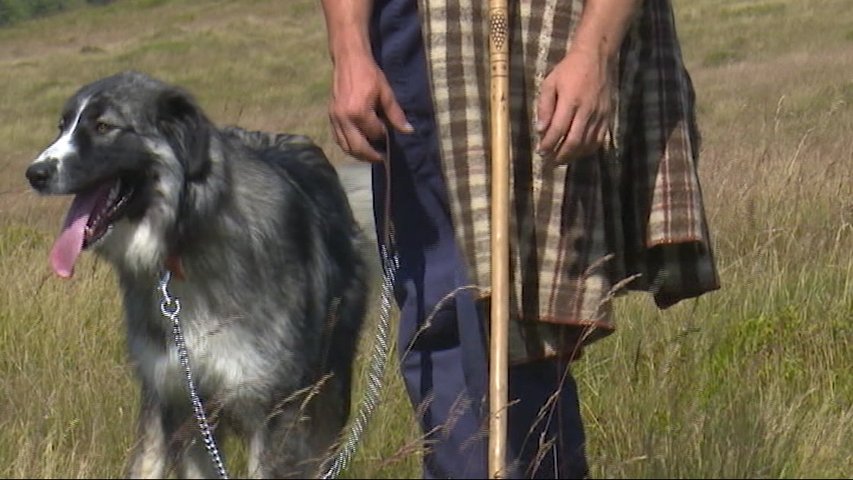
[25,71,368,479]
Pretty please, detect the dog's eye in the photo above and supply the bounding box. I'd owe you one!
[95,121,116,135]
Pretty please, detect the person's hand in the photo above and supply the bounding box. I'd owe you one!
[535,45,616,163]
[328,53,413,163]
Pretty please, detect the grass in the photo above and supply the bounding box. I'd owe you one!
[1,0,851,478]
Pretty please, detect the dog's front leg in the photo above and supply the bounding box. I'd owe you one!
[129,390,226,479]
[173,431,227,479]
[126,388,168,479]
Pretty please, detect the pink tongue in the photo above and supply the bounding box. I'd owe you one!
[49,185,111,278]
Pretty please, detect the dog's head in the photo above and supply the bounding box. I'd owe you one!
[25,70,215,278]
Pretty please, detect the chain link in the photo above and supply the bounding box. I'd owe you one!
[157,236,396,479]
[321,142,399,478]
[157,247,395,480]
[158,270,229,480]
[320,243,398,479]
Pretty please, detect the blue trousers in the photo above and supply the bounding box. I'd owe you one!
[370,1,588,478]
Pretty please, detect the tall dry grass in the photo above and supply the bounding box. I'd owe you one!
[0,0,850,478]
[576,2,853,477]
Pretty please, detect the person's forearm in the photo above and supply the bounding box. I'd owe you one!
[320,0,375,63]
[571,0,641,60]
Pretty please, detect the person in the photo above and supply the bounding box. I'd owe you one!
[320,1,719,478]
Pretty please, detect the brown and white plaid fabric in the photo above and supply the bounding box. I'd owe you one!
[417,0,720,363]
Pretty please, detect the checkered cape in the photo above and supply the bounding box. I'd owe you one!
[417,0,720,363]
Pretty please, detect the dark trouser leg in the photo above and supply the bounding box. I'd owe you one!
[371,1,488,477]
[370,1,587,478]
[507,359,589,479]
[372,115,488,478]
[372,109,589,479]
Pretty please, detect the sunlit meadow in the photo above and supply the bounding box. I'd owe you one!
[0,1,850,477]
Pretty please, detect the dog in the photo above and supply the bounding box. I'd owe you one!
[24,71,369,479]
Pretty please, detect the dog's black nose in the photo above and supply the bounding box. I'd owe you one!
[26,160,57,190]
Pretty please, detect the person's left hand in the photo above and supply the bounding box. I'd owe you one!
[535,45,616,163]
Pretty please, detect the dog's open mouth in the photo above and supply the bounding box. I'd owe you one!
[50,179,135,278]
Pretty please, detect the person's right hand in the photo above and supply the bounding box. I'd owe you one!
[328,53,413,163]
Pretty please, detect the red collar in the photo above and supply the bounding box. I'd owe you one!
[165,255,186,281]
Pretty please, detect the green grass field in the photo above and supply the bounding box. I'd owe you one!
[1,0,851,478]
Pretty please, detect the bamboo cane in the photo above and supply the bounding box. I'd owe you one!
[488,1,510,478]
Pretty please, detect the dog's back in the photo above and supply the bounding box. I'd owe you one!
[152,128,369,478]
[223,126,369,416]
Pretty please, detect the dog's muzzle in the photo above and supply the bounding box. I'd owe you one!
[26,158,59,192]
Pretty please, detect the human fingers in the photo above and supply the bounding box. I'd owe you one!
[329,95,386,162]
[554,105,592,162]
[338,114,385,163]
[535,81,557,141]
[337,81,410,163]
[537,92,577,156]
[329,113,352,155]
[329,97,385,163]
[556,111,611,163]
[378,86,413,135]
[329,94,390,162]
[592,120,608,153]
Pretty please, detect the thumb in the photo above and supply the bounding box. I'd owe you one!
[379,86,414,134]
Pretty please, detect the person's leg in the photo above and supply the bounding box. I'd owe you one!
[398,331,488,479]
[371,104,489,478]
[507,359,589,479]
[371,116,488,479]
[369,3,488,477]
[370,2,587,478]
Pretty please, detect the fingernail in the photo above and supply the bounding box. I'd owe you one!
[403,122,414,133]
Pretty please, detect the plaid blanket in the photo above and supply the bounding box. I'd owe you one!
[417,0,720,363]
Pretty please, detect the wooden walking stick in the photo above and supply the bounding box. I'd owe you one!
[488,1,510,478]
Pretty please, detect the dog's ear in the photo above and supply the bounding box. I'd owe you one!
[156,89,211,180]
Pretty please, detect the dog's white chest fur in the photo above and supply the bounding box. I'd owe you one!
[130,291,275,403]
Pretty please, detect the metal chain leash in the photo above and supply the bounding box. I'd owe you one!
[157,151,398,479]
[157,244,396,480]
[158,270,229,480]
[320,242,398,479]
[321,140,400,479]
